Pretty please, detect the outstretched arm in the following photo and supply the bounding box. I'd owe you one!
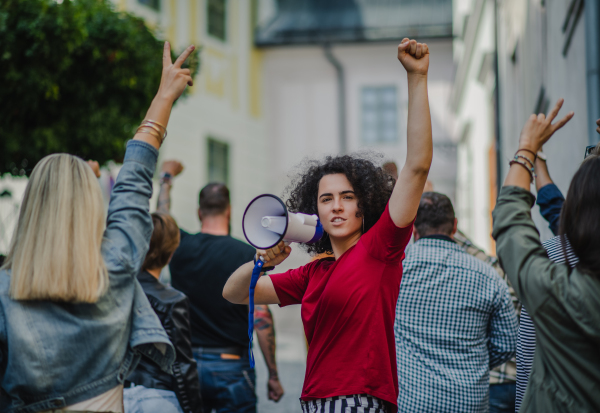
[389,39,433,228]
[133,42,194,150]
[223,241,290,305]
[255,305,284,402]
[534,155,564,235]
[157,160,184,214]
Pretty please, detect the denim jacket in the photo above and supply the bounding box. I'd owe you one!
[0,140,175,413]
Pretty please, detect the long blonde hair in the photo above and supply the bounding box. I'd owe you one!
[1,154,108,302]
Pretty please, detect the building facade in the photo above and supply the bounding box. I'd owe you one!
[451,0,498,252]
[118,0,270,239]
[256,0,457,213]
[453,0,600,252]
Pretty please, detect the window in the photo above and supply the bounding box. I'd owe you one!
[207,138,229,184]
[361,86,398,144]
[207,0,227,41]
[138,0,160,11]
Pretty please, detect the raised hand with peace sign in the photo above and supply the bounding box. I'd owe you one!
[157,41,195,103]
[133,42,196,149]
[517,98,574,154]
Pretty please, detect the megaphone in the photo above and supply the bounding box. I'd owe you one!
[243,194,323,368]
[242,194,324,249]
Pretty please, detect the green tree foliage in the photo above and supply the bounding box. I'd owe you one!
[0,0,199,176]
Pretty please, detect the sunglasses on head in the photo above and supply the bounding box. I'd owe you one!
[584,145,597,159]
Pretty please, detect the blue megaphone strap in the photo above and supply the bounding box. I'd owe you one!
[248,259,264,368]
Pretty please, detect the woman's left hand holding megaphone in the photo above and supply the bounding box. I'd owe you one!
[256,241,292,269]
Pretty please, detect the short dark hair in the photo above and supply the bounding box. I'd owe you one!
[199,183,230,217]
[415,192,455,236]
[559,154,600,275]
[142,212,180,271]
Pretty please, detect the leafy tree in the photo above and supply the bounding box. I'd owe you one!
[0,0,199,176]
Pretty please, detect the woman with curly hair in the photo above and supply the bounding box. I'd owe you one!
[224,38,432,413]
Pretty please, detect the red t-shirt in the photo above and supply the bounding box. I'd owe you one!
[269,203,413,412]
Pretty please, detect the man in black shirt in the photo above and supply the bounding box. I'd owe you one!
[158,160,284,413]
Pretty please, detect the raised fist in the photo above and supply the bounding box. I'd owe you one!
[398,38,429,76]
[161,160,184,177]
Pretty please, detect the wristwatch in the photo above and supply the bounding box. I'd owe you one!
[159,171,173,185]
[536,151,547,162]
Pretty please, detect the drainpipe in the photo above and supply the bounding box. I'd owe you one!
[494,0,503,195]
[585,0,600,145]
[323,44,347,154]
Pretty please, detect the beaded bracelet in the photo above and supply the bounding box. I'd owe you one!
[514,154,535,169]
[509,159,535,183]
[516,148,537,160]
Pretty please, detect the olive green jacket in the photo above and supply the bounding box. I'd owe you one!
[492,186,600,413]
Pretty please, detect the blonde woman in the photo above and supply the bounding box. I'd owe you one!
[0,42,195,413]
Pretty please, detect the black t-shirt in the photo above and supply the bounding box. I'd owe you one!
[170,230,255,348]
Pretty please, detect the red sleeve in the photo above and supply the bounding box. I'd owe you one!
[360,202,414,262]
[268,261,316,307]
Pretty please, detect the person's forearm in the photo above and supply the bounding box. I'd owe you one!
[133,95,174,150]
[255,305,279,379]
[534,158,553,190]
[404,74,433,173]
[223,261,255,304]
[157,181,172,213]
[503,161,531,191]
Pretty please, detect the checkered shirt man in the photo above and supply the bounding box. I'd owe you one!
[395,237,518,412]
[454,230,521,385]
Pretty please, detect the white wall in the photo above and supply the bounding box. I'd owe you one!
[262,40,457,200]
[497,0,590,241]
[452,0,497,252]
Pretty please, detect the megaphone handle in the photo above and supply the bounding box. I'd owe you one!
[247,259,264,369]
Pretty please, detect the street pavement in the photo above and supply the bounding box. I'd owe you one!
[255,303,306,412]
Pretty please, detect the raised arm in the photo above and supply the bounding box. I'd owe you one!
[389,39,433,228]
[156,160,184,214]
[534,155,564,235]
[102,43,195,274]
[133,42,195,150]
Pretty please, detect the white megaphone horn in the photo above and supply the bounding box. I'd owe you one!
[242,194,324,249]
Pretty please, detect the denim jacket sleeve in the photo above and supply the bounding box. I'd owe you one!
[536,183,565,236]
[492,186,572,316]
[101,140,158,275]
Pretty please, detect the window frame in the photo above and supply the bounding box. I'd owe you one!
[360,85,399,145]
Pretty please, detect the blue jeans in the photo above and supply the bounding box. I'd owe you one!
[489,383,516,413]
[193,349,257,413]
[124,385,184,413]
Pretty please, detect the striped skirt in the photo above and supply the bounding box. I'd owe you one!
[300,394,388,413]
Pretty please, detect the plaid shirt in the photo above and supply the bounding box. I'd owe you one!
[454,231,520,384]
[395,236,518,413]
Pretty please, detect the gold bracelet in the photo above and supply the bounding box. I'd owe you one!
[144,119,167,136]
[139,122,165,142]
[136,126,163,145]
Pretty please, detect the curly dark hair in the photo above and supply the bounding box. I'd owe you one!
[284,153,395,255]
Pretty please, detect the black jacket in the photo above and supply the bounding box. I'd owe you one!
[126,271,203,413]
